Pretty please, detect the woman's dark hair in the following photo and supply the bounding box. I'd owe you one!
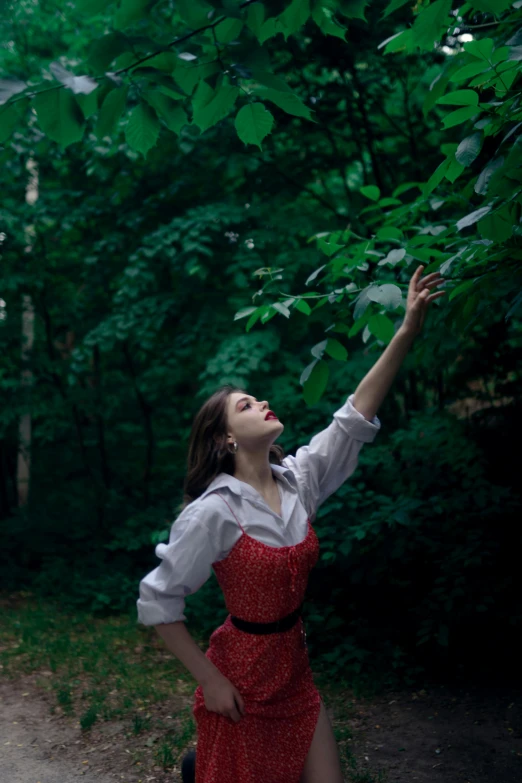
[180,384,285,510]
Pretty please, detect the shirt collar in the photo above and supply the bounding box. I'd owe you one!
[199,463,297,500]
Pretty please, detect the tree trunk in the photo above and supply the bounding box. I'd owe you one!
[17,294,34,506]
[17,159,38,506]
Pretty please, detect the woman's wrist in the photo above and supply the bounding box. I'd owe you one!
[396,322,418,344]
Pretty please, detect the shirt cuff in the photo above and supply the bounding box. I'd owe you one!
[136,596,186,626]
[332,393,382,443]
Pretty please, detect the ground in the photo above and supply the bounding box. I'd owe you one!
[2,667,521,783]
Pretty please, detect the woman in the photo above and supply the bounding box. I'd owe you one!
[136,266,445,783]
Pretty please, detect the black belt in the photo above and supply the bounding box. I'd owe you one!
[230,602,304,635]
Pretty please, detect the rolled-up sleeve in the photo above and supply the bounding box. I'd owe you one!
[136,504,221,626]
[282,393,381,518]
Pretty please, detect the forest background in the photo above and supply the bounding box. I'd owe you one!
[1,0,521,689]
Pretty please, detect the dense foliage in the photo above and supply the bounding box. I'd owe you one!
[1,0,521,686]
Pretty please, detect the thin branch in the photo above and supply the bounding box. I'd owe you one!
[113,0,258,75]
[1,0,259,111]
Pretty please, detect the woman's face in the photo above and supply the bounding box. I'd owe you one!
[225,392,284,450]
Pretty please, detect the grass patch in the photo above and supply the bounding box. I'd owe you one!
[0,590,386,781]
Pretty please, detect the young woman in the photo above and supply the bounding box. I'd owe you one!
[137,267,445,783]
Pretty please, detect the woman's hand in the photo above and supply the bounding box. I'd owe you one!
[202,671,245,723]
[401,265,446,338]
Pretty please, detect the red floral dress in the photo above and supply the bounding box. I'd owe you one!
[192,491,322,783]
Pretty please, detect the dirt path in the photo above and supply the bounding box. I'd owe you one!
[343,680,522,782]
[0,679,119,783]
[2,673,522,782]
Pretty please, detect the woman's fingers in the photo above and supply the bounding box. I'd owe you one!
[424,277,445,290]
[426,290,446,303]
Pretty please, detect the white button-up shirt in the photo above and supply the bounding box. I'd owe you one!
[136,393,381,625]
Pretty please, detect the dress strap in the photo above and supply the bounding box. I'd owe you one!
[205,490,246,534]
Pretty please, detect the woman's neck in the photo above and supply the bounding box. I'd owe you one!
[233,452,276,494]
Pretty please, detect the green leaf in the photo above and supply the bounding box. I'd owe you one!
[376,226,403,240]
[456,205,491,230]
[477,205,513,241]
[33,88,85,147]
[278,0,311,40]
[339,0,369,20]
[361,185,380,201]
[444,156,465,183]
[392,181,421,197]
[174,61,220,95]
[377,247,406,266]
[378,196,402,207]
[0,97,29,143]
[412,0,452,51]
[296,299,312,315]
[88,32,129,74]
[95,85,128,139]
[76,89,99,119]
[348,315,368,337]
[463,38,494,62]
[449,279,474,302]
[249,70,293,93]
[311,339,328,358]
[325,338,348,361]
[234,103,274,148]
[273,301,291,318]
[492,46,509,64]
[317,237,344,256]
[137,52,178,72]
[367,283,403,310]
[192,83,239,132]
[382,0,412,18]
[300,359,318,385]
[436,89,479,106]
[0,79,26,105]
[441,105,479,129]
[258,18,281,44]
[306,264,326,285]
[508,45,522,61]
[216,17,244,43]
[455,132,482,166]
[175,0,214,28]
[49,62,98,95]
[449,61,489,83]
[261,306,278,324]
[311,4,347,39]
[143,90,187,133]
[368,313,395,343]
[475,156,504,195]
[124,101,160,157]
[234,306,258,320]
[246,3,265,35]
[424,158,449,194]
[254,87,314,120]
[468,0,512,13]
[303,359,329,405]
[380,29,414,54]
[246,306,267,331]
[114,0,150,29]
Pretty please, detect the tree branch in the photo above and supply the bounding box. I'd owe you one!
[2,0,259,111]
